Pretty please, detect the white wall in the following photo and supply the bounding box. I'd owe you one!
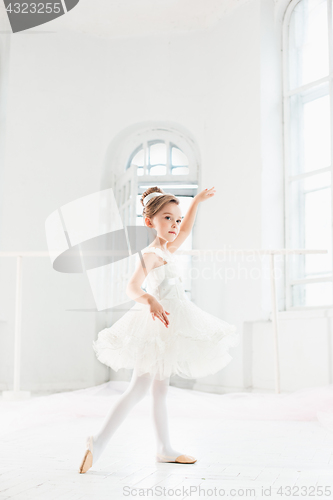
[247,310,333,392]
[0,0,313,394]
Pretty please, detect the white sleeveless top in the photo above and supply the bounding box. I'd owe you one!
[138,246,188,302]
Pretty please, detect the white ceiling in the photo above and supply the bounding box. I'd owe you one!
[0,0,254,39]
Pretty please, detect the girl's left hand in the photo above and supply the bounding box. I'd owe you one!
[195,187,216,203]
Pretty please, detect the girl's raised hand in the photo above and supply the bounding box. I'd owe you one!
[195,186,216,203]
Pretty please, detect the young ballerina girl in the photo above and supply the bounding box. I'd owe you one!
[79,185,239,473]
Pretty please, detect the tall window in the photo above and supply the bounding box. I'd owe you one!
[283,0,333,308]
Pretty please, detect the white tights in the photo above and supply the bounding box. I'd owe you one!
[91,366,182,464]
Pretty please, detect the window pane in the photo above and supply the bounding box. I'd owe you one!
[136,215,143,226]
[289,174,332,280]
[171,147,188,166]
[171,166,189,175]
[131,147,145,167]
[289,0,328,89]
[289,84,330,175]
[303,171,331,190]
[292,282,332,307]
[149,165,166,175]
[175,195,194,216]
[305,187,331,275]
[149,142,166,166]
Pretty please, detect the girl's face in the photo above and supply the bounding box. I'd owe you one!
[145,202,182,242]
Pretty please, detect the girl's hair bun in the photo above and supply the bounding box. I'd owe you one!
[140,186,164,207]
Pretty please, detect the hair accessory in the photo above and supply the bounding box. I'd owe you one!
[143,192,164,206]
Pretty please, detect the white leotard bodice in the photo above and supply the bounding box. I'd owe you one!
[138,246,187,301]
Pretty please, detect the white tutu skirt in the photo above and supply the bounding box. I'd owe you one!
[93,296,239,381]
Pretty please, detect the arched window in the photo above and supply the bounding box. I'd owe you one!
[127,140,190,177]
[122,128,198,225]
[283,0,332,308]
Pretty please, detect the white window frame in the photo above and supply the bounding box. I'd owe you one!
[282,0,333,310]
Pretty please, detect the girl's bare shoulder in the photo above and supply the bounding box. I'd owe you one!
[139,247,166,269]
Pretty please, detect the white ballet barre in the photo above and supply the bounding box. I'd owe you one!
[0,248,328,399]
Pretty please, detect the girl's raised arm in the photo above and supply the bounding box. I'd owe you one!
[167,186,216,253]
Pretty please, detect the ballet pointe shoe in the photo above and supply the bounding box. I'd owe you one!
[79,436,94,474]
[156,453,197,464]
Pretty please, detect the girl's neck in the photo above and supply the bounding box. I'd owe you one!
[152,238,168,252]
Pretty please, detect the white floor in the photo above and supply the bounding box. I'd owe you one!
[1,383,333,500]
